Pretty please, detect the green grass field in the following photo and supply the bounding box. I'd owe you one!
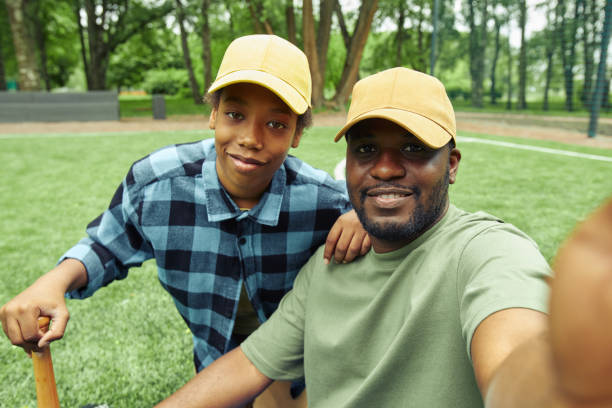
[1,127,611,407]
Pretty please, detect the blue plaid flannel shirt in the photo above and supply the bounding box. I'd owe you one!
[62,138,350,370]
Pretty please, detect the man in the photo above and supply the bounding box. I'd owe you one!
[155,67,595,407]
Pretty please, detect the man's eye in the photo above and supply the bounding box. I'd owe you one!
[226,111,243,120]
[402,144,425,153]
[267,120,287,129]
[356,144,376,154]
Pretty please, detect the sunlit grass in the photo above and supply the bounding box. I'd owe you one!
[1,128,610,406]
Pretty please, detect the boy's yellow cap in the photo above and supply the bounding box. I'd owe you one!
[334,67,456,149]
[207,34,312,115]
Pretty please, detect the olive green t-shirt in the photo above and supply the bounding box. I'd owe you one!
[241,205,551,408]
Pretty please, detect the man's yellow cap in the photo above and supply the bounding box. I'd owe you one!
[208,34,312,115]
[334,67,456,149]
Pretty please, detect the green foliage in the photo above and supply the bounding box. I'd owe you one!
[0,0,17,81]
[142,69,190,95]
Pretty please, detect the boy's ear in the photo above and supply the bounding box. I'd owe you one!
[291,127,303,148]
[209,108,217,129]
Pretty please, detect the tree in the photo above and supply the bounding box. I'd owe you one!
[201,0,212,93]
[0,12,6,90]
[587,0,611,137]
[285,0,296,44]
[176,0,202,103]
[489,0,502,104]
[5,0,41,90]
[75,0,173,90]
[516,0,527,109]
[466,0,489,108]
[330,0,379,108]
[505,4,513,110]
[302,0,324,106]
[558,0,582,111]
[542,0,560,111]
[581,0,605,107]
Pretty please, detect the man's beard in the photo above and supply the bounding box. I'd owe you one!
[353,170,450,244]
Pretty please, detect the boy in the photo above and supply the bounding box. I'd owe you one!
[0,35,367,406]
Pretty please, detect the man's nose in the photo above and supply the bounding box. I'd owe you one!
[370,150,405,180]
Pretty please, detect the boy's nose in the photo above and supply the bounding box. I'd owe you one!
[238,121,264,150]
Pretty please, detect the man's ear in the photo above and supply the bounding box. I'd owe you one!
[291,127,303,148]
[448,148,461,184]
[209,108,217,129]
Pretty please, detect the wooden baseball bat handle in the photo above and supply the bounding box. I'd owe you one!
[32,316,60,408]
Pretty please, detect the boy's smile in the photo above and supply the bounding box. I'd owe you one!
[210,83,302,209]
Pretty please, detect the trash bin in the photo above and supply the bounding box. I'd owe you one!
[152,94,166,120]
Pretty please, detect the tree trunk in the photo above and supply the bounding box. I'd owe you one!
[30,1,50,91]
[331,0,378,108]
[506,11,513,110]
[559,0,582,111]
[247,0,274,34]
[415,0,427,72]
[468,0,487,108]
[202,0,212,92]
[317,0,334,89]
[395,0,405,66]
[517,0,527,109]
[285,0,296,44]
[5,0,41,90]
[74,1,92,90]
[176,0,202,104]
[0,24,7,90]
[581,0,597,107]
[302,0,323,107]
[334,0,351,50]
[587,0,611,137]
[542,2,559,111]
[490,14,501,104]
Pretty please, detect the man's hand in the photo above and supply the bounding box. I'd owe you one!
[549,198,612,404]
[0,258,87,352]
[323,209,371,264]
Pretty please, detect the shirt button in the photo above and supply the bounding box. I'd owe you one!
[238,237,247,245]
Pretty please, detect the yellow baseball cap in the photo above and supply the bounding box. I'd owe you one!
[334,67,456,149]
[207,34,312,115]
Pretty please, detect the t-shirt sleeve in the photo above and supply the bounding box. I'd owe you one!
[241,252,316,381]
[458,224,552,359]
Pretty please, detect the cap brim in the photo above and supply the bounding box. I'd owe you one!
[207,70,310,115]
[333,108,453,149]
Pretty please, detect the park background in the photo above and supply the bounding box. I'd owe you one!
[1,0,612,407]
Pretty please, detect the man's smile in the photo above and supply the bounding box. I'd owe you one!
[363,186,417,209]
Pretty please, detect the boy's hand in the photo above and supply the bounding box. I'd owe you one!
[0,258,87,353]
[0,280,69,353]
[549,198,612,404]
[324,209,370,264]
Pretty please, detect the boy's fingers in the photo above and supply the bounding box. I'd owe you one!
[343,233,365,262]
[360,234,371,255]
[38,313,69,349]
[324,225,342,264]
[4,316,27,347]
[333,229,354,263]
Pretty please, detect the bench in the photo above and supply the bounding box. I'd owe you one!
[0,91,120,122]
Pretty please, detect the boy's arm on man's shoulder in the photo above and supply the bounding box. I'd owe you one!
[155,347,272,408]
[323,209,371,264]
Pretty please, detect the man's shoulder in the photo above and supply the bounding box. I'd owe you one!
[126,138,212,188]
[283,154,347,195]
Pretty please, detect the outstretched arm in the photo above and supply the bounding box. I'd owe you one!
[0,258,88,352]
[323,209,370,264]
[479,199,612,408]
[155,347,272,408]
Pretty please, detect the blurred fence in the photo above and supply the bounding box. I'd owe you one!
[0,91,119,122]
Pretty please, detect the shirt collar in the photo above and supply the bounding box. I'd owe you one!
[202,146,286,226]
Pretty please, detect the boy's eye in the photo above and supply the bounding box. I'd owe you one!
[267,120,287,129]
[225,111,243,120]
